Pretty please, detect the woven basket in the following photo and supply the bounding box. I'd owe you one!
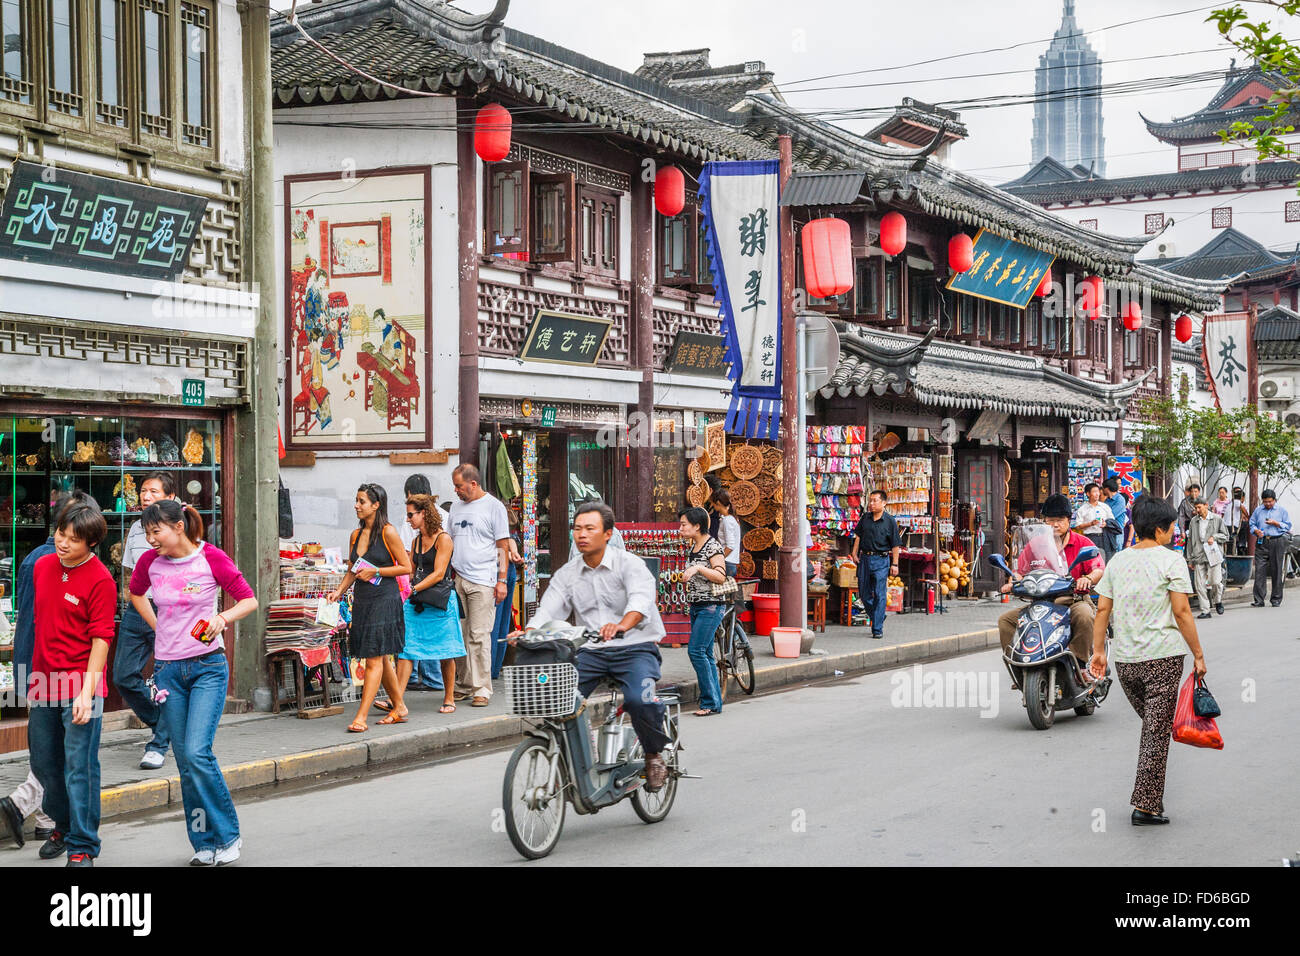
[738,552,756,578]
[730,480,760,516]
[762,558,778,580]
[686,480,709,509]
[742,526,775,551]
[730,444,763,480]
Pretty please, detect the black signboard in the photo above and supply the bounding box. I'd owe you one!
[664,330,728,377]
[0,161,207,280]
[519,309,612,366]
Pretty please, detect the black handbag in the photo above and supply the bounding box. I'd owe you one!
[409,533,453,611]
[278,477,294,539]
[1192,676,1221,718]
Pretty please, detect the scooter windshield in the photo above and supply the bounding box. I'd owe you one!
[1013,524,1069,577]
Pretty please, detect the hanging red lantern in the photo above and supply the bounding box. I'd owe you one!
[1080,275,1104,320]
[474,103,512,162]
[948,233,974,273]
[1035,270,1052,297]
[879,211,907,257]
[654,165,685,217]
[801,218,853,298]
[1175,313,1194,343]
[1122,301,1142,331]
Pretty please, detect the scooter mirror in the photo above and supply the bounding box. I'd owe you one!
[988,553,1012,576]
[1068,546,1101,572]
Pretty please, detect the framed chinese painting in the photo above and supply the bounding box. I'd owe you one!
[283,167,432,450]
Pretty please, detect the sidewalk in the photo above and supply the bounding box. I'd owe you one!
[0,586,1254,834]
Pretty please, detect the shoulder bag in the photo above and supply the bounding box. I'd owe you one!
[707,541,739,600]
[410,532,454,610]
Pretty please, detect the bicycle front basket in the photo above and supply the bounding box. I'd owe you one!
[503,663,580,717]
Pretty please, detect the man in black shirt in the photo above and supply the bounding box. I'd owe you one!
[850,489,902,639]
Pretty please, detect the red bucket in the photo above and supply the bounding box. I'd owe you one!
[752,593,781,637]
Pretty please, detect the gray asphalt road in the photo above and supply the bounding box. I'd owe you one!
[3,606,1293,866]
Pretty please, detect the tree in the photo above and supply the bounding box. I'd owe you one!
[1208,3,1300,183]
[1133,395,1189,497]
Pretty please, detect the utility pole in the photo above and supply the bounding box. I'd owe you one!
[777,135,802,629]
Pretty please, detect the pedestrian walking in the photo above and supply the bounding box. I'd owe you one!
[1177,481,1201,536]
[850,489,902,639]
[1211,486,1231,519]
[678,506,728,716]
[447,464,510,707]
[1226,487,1250,556]
[1249,488,1291,607]
[0,493,89,857]
[1072,482,1110,553]
[711,489,742,577]
[1100,478,1128,555]
[27,500,116,867]
[395,493,464,715]
[1185,498,1227,618]
[328,484,412,731]
[116,471,176,770]
[128,499,258,865]
[1091,495,1207,826]
[490,508,524,679]
[394,474,443,693]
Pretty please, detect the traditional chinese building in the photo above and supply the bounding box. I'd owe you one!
[0,1,278,745]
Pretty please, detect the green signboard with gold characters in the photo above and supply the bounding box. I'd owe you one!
[944,228,1055,310]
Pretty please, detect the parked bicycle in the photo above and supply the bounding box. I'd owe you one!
[500,624,692,860]
[714,602,754,698]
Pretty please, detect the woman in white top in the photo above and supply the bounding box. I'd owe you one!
[710,489,743,577]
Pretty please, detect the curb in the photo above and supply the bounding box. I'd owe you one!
[72,625,1000,824]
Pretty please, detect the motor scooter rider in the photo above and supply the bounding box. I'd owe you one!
[997,493,1105,687]
[509,501,670,791]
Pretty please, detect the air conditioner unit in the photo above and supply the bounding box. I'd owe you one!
[1157,241,1177,258]
[1285,406,1300,430]
[1260,376,1295,400]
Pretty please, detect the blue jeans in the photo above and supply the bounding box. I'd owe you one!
[858,554,891,636]
[688,602,727,712]
[490,561,518,679]
[154,653,240,853]
[576,644,670,754]
[113,604,170,755]
[28,700,103,858]
[410,660,444,690]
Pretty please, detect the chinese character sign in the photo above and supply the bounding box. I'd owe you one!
[1107,456,1145,498]
[699,160,782,439]
[944,229,1055,310]
[1201,312,1251,412]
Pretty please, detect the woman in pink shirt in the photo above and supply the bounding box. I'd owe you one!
[129,500,258,866]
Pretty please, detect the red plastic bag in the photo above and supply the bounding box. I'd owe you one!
[1171,672,1224,750]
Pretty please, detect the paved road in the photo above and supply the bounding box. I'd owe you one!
[3,604,1293,866]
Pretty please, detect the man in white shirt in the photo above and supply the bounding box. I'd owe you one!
[448,464,510,705]
[1072,482,1111,553]
[520,501,669,791]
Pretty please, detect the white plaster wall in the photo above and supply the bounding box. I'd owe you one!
[217,0,247,173]
[273,97,462,547]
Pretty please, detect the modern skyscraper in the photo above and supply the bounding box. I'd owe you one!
[1032,1,1106,177]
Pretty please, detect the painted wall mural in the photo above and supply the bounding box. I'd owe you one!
[284,167,432,450]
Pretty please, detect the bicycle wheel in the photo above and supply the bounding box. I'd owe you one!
[502,738,566,860]
[713,625,731,703]
[730,624,755,696]
[631,716,679,823]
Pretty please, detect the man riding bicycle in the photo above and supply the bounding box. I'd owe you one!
[511,501,669,791]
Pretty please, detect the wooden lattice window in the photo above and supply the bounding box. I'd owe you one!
[180,2,211,146]
[485,161,529,256]
[96,0,127,126]
[1,0,32,104]
[1212,206,1233,229]
[577,185,618,277]
[1079,218,1098,230]
[46,0,81,115]
[138,0,170,137]
[1286,201,1300,223]
[658,202,696,286]
[532,171,575,263]
[1144,212,1165,235]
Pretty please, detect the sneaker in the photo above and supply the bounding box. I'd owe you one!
[66,852,93,868]
[213,839,242,866]
[0,796,24,848]
[139,750,166,770]
[189,849,215,866]
[1215,603,1224,615]
[39,831,66,860]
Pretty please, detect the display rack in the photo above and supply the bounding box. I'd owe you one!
[618,524,691,645]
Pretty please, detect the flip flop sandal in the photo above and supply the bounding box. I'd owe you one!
[439,704,456,714]
[471,697,490,707]
[373,700,393,713]
[346,721,367,733]
[377,713,408,725]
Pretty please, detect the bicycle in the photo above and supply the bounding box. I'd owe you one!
[714,602,755,699]
[500,624,691,860]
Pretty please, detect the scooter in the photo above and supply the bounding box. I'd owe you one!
[989,548,1112,730]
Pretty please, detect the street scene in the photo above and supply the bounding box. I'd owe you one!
[0,0,1297,908]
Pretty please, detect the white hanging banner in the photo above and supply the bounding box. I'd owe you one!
[1201,312,1250,412]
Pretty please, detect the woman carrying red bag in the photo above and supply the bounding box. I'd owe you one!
[1090,495,1208,826]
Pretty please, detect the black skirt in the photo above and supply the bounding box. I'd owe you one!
[348,577,406,659]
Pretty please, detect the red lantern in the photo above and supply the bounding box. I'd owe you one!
[1122,301,1142,331]
[948,233,974,273]
[879,211,907,257]
[474,103,512,162]
[1035,270,1052,297]
[1080,275,1104,320]
[801,218,853,299]
[1175,314,1194,343]
[654,165,685,217]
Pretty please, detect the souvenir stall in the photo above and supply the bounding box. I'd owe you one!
[701,440,784,591]
[617,525,692,645]
[265,547,353,717]
[1067,457,1105,507]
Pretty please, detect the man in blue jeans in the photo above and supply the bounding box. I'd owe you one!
[851,489,902,639]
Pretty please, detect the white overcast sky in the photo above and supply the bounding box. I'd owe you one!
[278,0,1292,183]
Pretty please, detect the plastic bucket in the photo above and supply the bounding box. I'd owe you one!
[771,627,801,658]
[752,593,781,637]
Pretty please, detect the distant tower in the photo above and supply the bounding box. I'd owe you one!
[1032,1,1106,177]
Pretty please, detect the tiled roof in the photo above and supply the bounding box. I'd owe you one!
[270,1,768,162]
[1141,66,1296,143]
[1000,156,1089,189]
[821,324,1152,421]
[1142,228,1285,282]
[1255,305,1300,359]
[780,170,866,207]
[1001,160,1300,203]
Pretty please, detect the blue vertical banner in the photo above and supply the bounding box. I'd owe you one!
[699,160,783,439]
